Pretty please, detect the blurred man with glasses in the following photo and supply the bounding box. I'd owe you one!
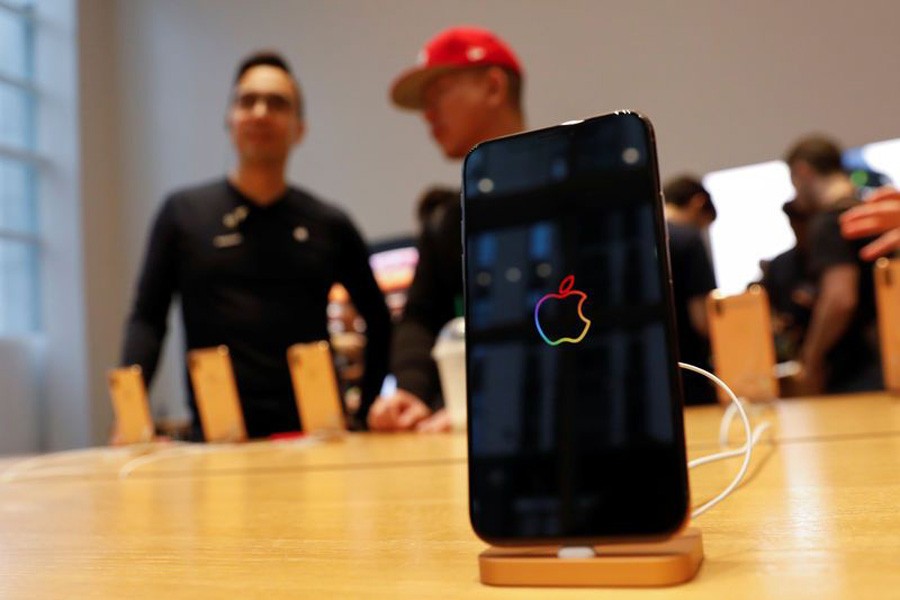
[121,51,390,438]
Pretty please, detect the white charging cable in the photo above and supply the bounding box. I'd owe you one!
[679,362,772,519]
[0,444,171,483]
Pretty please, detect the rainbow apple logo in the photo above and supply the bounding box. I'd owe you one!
[534,274,592,346]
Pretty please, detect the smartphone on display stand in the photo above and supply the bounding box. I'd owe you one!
[463,111,690,545]
[107,365,155,445]
[187,346,248,443]
[287,341,347,435]
[706,285,779,402]
[874,258,900,393]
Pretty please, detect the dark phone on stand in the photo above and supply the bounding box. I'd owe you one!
[463,112,690,545]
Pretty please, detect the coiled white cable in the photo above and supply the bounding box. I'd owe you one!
[679,362,772,519]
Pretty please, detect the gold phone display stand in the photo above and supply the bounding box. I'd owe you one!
[707,285,778,402]
[874,258,900,393]
[187,346,248,443]
[479,528,703,587]
[107,365,155,445]
[287,341,347,435]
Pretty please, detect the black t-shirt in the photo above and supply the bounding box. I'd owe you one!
[806,206,879,391]
[761,247,814,362]
[122,179,391,437]
[667,221,717,405]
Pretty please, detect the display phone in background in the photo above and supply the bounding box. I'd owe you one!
[706,285,779,402]
[187,346,248,443]
[107,365,154,445]
[874,258,900,393]
[287,341,347,435]
[462,111,690,545]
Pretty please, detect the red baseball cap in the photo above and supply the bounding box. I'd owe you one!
[390,26,523,110]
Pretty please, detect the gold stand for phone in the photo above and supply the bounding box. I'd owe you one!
[479,527,703,587]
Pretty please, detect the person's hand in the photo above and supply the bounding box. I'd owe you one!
[414,408,452,433]
[840,187,900,261]
[367,389,432,432]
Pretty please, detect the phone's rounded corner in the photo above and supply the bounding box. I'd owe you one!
[618,108,654,126]
[468,508,507,548]
[464,140,483,161]
[462,142,484,174]
[469,525,511,549]
[608,110,656,141]
[665,493,693,537]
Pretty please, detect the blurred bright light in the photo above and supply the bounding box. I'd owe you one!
[860,138,900,186]
[704,161,795,295]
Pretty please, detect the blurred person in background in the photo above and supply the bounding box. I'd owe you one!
[662,175,718,405]
[785,134,881,394]
[368,26,526,432]
[121,51,391,438]
[760,199,815,366]
[415,186,459,228]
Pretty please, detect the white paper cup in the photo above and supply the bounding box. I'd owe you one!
[432,318,467,431]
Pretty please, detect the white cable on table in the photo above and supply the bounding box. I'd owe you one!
[679,362,772,519]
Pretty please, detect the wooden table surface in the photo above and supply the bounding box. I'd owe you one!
[1,393,898,599]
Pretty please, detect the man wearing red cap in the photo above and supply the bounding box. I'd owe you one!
[368,26,526,432]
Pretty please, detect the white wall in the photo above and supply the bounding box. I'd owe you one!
[73,0,900,440]
[78,0,127,445]
[0,337,41,454]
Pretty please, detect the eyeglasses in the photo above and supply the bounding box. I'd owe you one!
[232,92,296,115]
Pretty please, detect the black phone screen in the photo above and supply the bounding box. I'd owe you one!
[463,112,689,543]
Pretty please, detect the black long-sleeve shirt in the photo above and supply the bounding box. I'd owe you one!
[391,195,462,410]
[122,179,390,436]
